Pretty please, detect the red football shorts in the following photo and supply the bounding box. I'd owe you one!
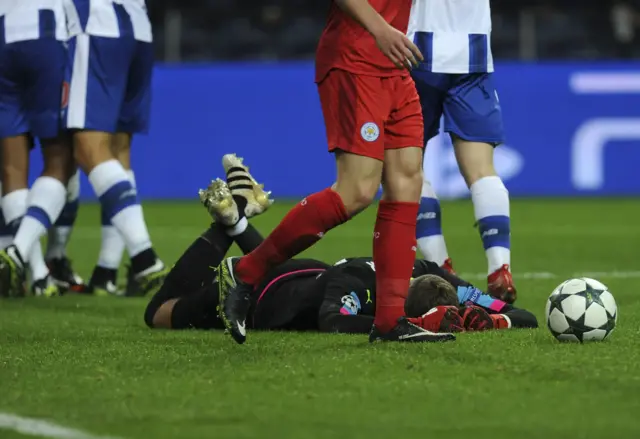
[317,69,423,161]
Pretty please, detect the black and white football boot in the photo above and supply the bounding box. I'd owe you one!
[369,317,457,343]
[222,154,273,218]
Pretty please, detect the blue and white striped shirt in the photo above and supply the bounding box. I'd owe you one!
[407,0,494,74]
[65,0,152,42]
[0,0,67,44]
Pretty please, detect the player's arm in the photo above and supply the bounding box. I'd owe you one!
[333,0,423,68]
[317,274,373,334]
[414,260,538,329]
[495,307,538,329]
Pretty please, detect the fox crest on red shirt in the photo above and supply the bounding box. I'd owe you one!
[315,0,413,83]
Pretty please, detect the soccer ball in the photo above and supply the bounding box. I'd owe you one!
[545,277,617,342]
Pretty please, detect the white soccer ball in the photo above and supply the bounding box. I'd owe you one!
[545,277,617,342]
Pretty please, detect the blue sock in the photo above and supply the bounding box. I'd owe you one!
[416,180,449,266]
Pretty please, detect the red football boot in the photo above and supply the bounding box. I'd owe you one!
[487,264,517,304]
[440,258,456,275]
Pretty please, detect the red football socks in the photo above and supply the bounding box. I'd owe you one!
[373,200,420,333]
[235,188,348,285]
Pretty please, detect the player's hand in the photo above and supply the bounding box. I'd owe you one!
[458,305,495,332]
[410,306,464,333]
[373,24,423,70]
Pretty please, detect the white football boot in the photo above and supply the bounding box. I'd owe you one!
[198,178,240,226]
[222,154,273,218]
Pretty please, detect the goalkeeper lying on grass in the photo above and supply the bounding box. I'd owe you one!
[145,155,537,334]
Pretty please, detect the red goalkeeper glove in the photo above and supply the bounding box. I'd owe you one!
[459,305,496,331]
[410,306,464,333]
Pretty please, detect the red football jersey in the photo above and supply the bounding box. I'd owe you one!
[315,0,412,83]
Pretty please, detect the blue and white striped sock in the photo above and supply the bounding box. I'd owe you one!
[97,169,135,270]
[13,177,66,262]
[416,179,449,266]
[89,160,157,272]
[471,176,511,274]
[46,170,80,260]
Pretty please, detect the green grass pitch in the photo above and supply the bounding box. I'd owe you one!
[1,199,639,439]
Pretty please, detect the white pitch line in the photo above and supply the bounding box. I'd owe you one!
[0,413,122,439]
[458,271,640,281]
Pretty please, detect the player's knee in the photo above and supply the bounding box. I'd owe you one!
[334,151,382,215]
[144,299,159,328]
[381,167,422,203]
[112,133,132,168]
[333,179,378,215]
[144,298,176,329]
[1,137,30,187]
[41,139,74,183]
[72,131,115,173]
[380,147,423,202]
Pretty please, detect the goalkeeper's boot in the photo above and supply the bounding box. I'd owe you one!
[46,256,86,293]
[488,264,517,304]
[31,275,61,297]
[222,153,273,218]
[441,258,456,275]
[198,178,240,226]
[459,305,495,332]
[217,257,253,345]
[0,246,27,298]
[369,317,456,343]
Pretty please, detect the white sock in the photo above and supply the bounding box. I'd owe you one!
[89,161,152,258]
[97,169,134,269]
[225,217,248,237]
[13,177,67,260]
[416,179,449,266]
[470,176,511,274]
[2,188,51,279]
[29,241,50,281]
[2,189,28,227]
[46,169,80,260]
